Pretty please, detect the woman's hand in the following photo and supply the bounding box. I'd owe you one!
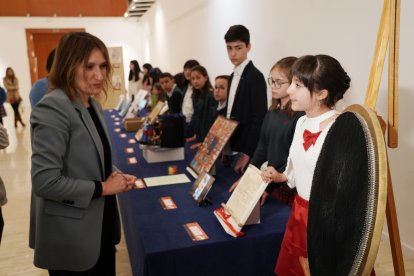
[102,172,136,196]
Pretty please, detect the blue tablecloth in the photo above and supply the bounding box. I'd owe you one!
[105,110,291,276]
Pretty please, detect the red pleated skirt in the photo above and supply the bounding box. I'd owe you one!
[275,195,309,276]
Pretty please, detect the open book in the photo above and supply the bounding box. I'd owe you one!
[214,164,268,237]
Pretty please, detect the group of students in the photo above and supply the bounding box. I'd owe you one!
[131,24,353,275]
[5,23,354,275]
[126,58,230,149]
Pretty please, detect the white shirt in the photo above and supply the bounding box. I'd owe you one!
[182,85,194,123]
[226,59,250,118]
[217,101,227,112]
[284,110,336,200]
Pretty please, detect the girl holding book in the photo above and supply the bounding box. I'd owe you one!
[262,55,351,275]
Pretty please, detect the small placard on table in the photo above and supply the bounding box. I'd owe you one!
[183,222,209,241]
[159,196,177,210]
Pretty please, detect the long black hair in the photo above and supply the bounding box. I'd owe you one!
[128,60,141,82]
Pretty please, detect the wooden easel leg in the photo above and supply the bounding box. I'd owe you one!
[385,160,406,276]
[378,115,405,275]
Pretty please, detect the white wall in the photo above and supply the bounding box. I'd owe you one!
[140,0,414,254]
[0,16,144,109]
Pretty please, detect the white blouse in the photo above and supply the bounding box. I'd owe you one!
[284,110,336,200]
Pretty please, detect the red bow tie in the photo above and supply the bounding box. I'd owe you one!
[303,129,322,151]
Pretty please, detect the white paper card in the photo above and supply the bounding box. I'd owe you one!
[144,173,191,187]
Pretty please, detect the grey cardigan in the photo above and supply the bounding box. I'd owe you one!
[29,90,120,271]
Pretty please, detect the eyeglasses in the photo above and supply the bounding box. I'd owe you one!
[267,77,289,89]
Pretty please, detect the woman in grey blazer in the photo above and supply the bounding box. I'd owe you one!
[30,32,137,275]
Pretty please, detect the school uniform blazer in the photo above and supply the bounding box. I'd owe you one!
[225,61,268,156]
[29,89,121,271]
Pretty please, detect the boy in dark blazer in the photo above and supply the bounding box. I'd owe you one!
[224,25,268,173]
[159,72,184,114]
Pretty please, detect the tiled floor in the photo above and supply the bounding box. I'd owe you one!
[0,104,412,275]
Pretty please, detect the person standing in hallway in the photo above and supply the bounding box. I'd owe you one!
[0,122,9,245]
[3,67,25,128]
[224,25,268,173]
[0,85,7,125]
[128,60,143,98]
[29,48,56,107]
[30,32,137,275]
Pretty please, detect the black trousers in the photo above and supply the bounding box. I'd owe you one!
[48,244,115,276]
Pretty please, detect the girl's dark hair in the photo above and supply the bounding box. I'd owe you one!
[191,65,213,102]
[183,59,200,70]
[150,67,162,84]
[174,72,186,91]
[152,82,166,102]
[292,55,351,108]
[142,63,153,85]
[269,56,297,118]
[128,60,141,82]
[215,75,229,82]
[48,32,111,101]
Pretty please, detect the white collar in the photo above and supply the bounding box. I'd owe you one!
[233,59,250,76]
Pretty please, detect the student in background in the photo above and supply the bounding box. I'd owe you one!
[187,65,217,148]
[0,85,6,125]
[150,82,166,109]
[174,72,186,92]
[3,67,25,128]
[212,75,229,118]
[159,72,183,114]
[0,122,9,245]
[229,57,303,207]
[224,25,267,173]
[142,63,153,92]
[128,60,143,98]
[262,55,351,275]
[181,59,200,130]
[29,48,56,107]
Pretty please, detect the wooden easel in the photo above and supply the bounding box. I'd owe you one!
[365,0,405,274]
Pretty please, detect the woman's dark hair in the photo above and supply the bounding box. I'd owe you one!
[128,60,141,82]
[48,32,111,101]
[269,56,297,118]
[224,25,250,45]
[142,63,153,86]
[46,49,56,73]
[191,65,213,102]
[151,68,163,84]
[292,55,351,108]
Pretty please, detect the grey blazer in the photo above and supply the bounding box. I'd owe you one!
[29,89,121,271]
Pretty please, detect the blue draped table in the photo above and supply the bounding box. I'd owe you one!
[104,109,291,276]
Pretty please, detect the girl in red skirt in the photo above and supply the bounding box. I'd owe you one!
[262,55,351,275]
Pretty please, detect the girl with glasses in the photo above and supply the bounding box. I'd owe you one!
[229,57,303,207]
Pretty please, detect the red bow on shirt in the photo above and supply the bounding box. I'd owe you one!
[303,129,322,151]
